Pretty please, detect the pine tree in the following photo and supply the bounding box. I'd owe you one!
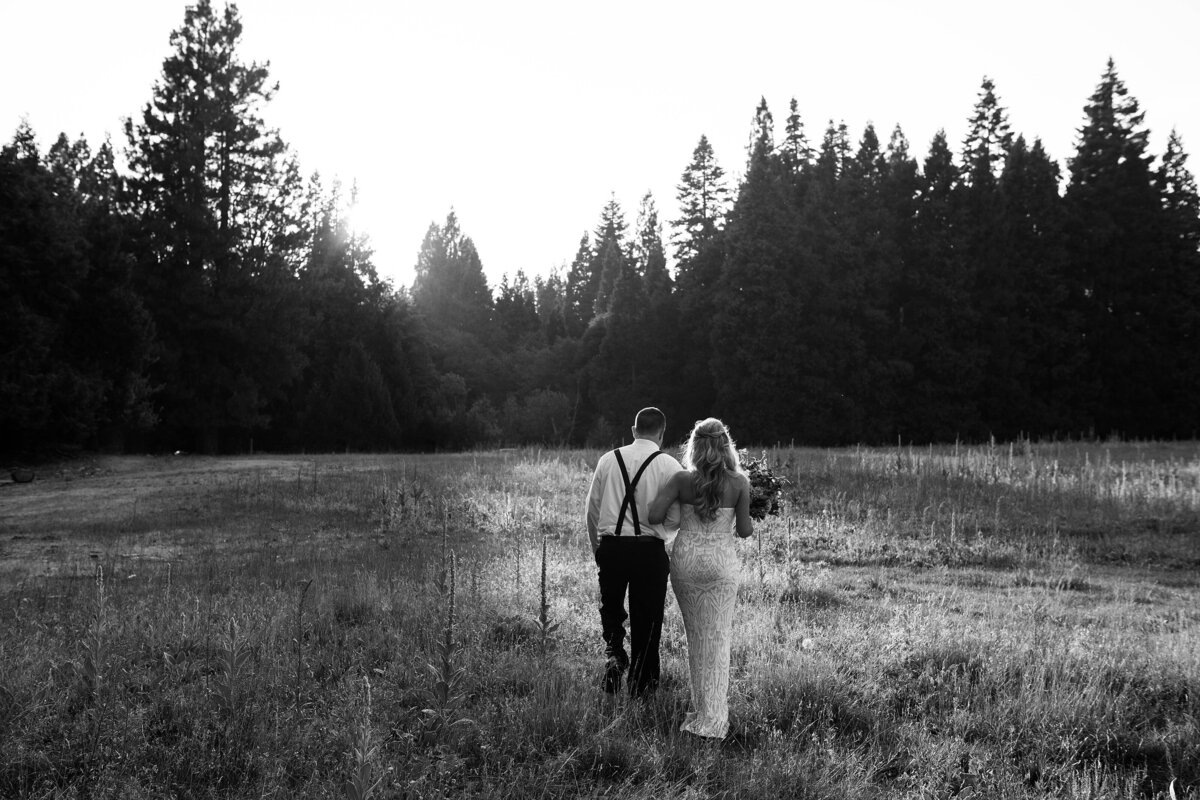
[1159,130,1200,235]
[782,97,812,176]
[1065,59,1169,435]
[882,125,920,266]
[411,210,502,436]
[671,135,730,263]
[46,132,93,187]
[746,97,775,169]
[880,124,921,434]
[841,123,901,440]
[813,121,852,185]
[412,209,493,337]
[850,124,886,188]
[0,123,158,453]
[894,130,982,441]
[0,123,91,450]
[292,178,421,451]
[590,195,630,315]
[303,342,402,451]
[562,233,592,336]
[669,229,724,427]
[785,122,898,443]
[632,190,680,419]
[69,136,158,449]
[633,191,671,297]
[533,269,568,345]
[591,236,628,317]
[711,98,802,441]
[1152,130,1200,431]
[124,0,303,452]
[959,77,1015,436]
[494,270,541,346]
[994,136,1074,435]
[670,137,729,428]
[374,291,441,448]
[126,0,288,272]
[960,77,1013,189]
[589,255,648,426]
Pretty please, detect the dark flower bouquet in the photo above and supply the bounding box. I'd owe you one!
[739,449,787,521]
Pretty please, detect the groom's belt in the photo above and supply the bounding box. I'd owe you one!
[598,535,664,544]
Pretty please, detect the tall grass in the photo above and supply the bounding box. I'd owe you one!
[0,444,1196,798]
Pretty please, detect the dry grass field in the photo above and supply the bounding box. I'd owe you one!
[1,442,1197,799]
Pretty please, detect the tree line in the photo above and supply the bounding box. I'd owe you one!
[3,0,1198,455]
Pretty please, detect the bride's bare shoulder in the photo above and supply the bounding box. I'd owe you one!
[722,471,749,503]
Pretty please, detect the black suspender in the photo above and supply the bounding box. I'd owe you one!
[613,449,663,536]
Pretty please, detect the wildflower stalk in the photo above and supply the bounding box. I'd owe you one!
[533,534,559,652]
[345,675,380,800]
[81,565,106,702]
[435,508,450,594]
[422,553,472,743]
[214,620,251,718]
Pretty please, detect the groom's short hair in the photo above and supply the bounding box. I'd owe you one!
[633,407,666,437]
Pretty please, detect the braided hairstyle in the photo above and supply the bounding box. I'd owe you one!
[680,417,741,521]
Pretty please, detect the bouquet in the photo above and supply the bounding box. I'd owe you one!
[739,449,787,521]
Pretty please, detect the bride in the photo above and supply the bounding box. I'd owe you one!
[649,417,753,738]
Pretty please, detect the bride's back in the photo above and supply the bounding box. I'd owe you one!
[676,469,746,511]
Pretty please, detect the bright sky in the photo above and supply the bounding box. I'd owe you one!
[4,1,1198,290]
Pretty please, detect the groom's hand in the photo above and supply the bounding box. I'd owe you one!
[664,499,681,532]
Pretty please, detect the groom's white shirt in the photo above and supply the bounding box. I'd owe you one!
[586,437,682,550]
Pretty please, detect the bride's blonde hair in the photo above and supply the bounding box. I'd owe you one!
[681,417,741,521]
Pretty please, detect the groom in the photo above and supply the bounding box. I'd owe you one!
[585,407,682,696]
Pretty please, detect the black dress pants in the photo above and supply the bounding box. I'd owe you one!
[595,536,670,695]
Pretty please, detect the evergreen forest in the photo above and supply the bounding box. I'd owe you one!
[4,0,1199,456]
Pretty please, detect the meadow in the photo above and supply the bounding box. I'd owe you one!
[0,441,1197,799]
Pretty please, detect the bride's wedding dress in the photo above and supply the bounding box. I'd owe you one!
[671,504,740,738]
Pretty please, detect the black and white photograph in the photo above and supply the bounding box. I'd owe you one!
[2,1,1198,797]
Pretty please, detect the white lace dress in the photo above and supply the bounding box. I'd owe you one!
[671,505,740,738]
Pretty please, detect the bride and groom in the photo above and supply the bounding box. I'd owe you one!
[585,407,754,738]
